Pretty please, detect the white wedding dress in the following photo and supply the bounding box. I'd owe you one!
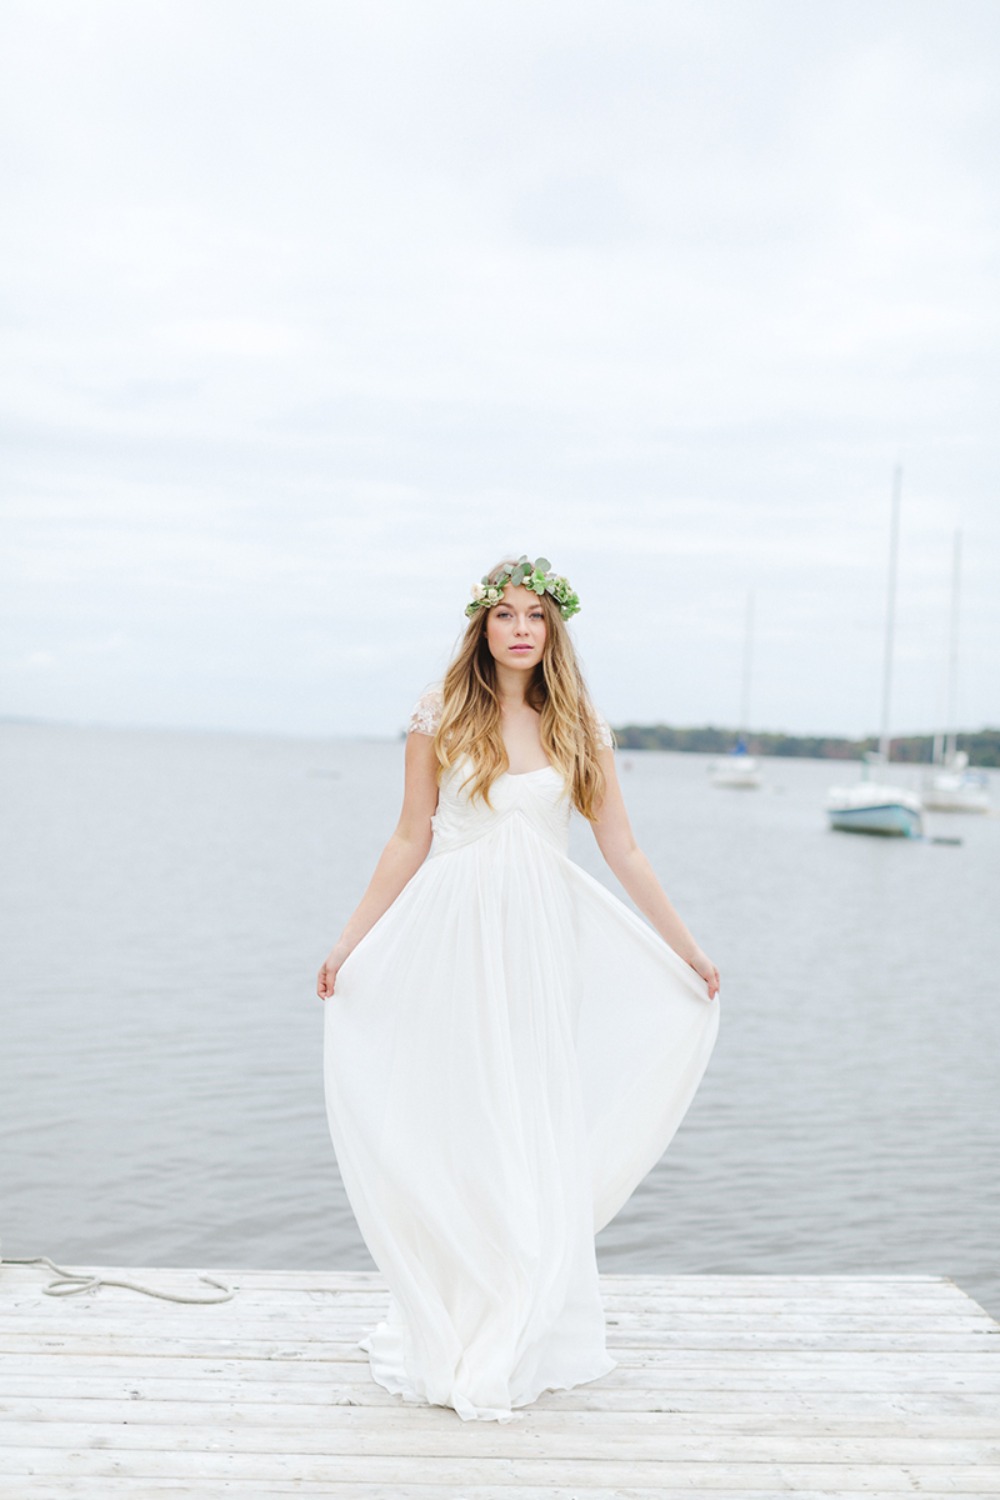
[323,686,719,1422]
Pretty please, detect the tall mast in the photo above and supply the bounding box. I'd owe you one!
[739,589,754,736]
[879,465,902,765]
[944,528,962,764]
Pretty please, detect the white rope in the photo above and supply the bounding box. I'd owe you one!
[2,1250,236,1304]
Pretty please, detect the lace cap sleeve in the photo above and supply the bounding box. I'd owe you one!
[593,707,615,750]
[408,685,444,737]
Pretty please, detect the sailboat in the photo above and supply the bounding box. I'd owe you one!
[711,590,762,789]
[826,467,924,838]
[921,530,991,814]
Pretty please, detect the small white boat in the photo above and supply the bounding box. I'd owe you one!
[827,755,924,838]
[711,739,762,789]
[826,467,924,840]
[712,591,762,790]
[922,750,991,814]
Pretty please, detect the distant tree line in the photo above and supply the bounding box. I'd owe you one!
[609,723,1000,767]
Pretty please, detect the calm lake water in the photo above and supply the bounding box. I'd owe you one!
[2,722,997,1319]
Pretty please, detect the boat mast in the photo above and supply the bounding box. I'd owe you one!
[739,589,754,739]
[944,528,962,765]
[878,466,902,765]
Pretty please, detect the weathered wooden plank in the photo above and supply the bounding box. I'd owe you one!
[2,1311,993,1345]
[5,1346,1000,1380]
[2,1448,1000,1491]
[2,1275,987,1314]
[2,1395,999,1439]
[3,1290,982,1319]
[1,1266,961,1295]
[2,1330,995,1361]
[3,1487,996,1500]
[2,1375,997,1415]
[5,1415,1000,1465]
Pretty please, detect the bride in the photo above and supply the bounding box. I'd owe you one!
[318,553,720,1422]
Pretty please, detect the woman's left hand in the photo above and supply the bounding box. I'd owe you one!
[688,948,720,1000]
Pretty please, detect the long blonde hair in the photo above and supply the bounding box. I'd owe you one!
[430,560,612,821]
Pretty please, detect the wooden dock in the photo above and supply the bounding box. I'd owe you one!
[1,1265,998,1496]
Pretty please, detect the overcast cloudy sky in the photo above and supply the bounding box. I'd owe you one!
[2,0,997,738]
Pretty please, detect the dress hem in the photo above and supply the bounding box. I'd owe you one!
[359,1331,618,1423]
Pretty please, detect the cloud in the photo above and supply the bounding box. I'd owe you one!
[1,0,998,736]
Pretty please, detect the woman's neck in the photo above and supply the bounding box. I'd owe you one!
[493,663,534,707]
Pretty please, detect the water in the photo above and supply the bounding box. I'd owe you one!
[2,723,997,1318]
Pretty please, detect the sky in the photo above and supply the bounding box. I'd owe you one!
[2,0,998,739]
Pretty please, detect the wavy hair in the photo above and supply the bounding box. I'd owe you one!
[430,559,613,821]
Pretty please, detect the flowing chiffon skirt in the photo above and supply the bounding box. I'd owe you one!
[323,757,719,1421]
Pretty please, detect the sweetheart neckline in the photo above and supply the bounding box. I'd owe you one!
[443,752,560,783]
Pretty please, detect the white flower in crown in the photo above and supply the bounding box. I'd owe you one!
[464,554,581,620]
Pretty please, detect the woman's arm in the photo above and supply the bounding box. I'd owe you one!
[590,748,720,999]
[316,728,439,999]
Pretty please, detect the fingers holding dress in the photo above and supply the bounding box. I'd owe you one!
[317,943,350,1000]
[687,947,721,1001]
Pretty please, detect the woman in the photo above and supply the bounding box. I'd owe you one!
[318,553,720,1423]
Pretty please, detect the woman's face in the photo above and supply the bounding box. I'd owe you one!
[485,584,547,671]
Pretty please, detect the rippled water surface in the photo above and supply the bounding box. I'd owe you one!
[2,723,997,1318]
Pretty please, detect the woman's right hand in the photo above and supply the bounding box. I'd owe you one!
[317,941,353,1000]
[687,947,721,1001]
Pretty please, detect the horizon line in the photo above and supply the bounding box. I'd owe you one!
[2,713,997,744]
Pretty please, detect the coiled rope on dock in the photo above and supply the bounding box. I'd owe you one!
[1,1244,236,1303]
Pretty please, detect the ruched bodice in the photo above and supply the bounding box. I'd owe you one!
[429,757,570,857]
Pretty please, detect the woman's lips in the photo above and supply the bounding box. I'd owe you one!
[510,645,534,651]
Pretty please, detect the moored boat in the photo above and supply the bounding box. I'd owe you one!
[922,751,991,814]
[826,467,924,840]
[920,532,991,815]
[827,756,924,837]
[711,738,762,789]
[712,591,763,790]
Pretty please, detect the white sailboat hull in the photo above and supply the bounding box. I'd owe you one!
[711,756,762,789]
[921,752,991,814]
[826,783,924,838]
[921,776,991,814]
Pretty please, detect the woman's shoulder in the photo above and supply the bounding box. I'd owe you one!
[591,705,615,750]
[407,682,445,736]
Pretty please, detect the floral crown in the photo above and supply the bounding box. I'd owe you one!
[465,555,581,621]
